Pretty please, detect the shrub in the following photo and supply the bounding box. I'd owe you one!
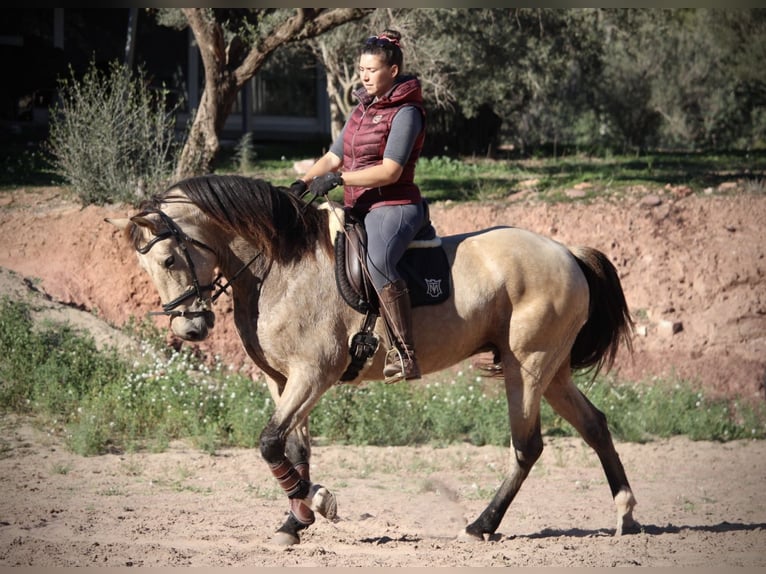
[47,59,181,206]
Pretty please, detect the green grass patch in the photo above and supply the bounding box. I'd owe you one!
[310,370,766,446]
[0,129,64,189]
[216,146,766,205]
[0,298,273,455]
[1,297,763,456]
[4,138,764,206]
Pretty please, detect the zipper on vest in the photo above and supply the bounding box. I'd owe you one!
[349,105,369,171]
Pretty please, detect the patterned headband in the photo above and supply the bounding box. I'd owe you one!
[365,35,401,49]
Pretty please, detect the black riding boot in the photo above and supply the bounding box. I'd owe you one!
[379,279,421,383]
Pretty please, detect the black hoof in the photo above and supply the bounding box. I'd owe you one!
[274,511,313,545]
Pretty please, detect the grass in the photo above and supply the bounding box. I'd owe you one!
[0,297,763,457]
[215,141,766,205]
[3,129,765,204]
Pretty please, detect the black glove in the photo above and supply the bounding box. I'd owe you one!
[307,172,343,199]
[288,179,308,197]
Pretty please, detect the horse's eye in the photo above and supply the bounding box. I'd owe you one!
[164,255,175,269]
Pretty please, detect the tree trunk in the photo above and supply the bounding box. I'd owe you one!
[174,8,373,179]
[175,71,240,179]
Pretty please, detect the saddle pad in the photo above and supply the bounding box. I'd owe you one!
[398,245,451,307]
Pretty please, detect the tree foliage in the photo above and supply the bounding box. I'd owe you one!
[149,8,765,175]
[154,8,372,177]
[308,8,766,155]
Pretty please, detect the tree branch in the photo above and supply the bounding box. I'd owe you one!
[182,8,227,93]
[234,8,372,86]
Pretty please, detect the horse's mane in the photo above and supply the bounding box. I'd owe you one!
[146,174,332,263]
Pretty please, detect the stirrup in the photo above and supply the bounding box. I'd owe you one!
[383,347,420,383]
[383,347,406,384]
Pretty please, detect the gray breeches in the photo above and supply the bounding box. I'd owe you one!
[363,202,424,292]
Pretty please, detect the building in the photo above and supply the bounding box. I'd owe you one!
[1,8,331,143]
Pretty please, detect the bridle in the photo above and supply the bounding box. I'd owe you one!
[137,208,259,319]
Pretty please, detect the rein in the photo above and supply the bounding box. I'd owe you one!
[139,208,260,318]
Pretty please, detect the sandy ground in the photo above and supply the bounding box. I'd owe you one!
[0,417,764,567]
[0,183,765,566]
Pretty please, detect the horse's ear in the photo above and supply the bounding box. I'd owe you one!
[104,217,132,230]
[128,212,164,235]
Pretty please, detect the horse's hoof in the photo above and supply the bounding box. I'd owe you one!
[457,527,485,542]
[616,517,642,536]
[303,483,337,521]
[272,531,300,546]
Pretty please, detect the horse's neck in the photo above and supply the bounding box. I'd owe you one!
[219,240,269,294]
[319,202,345,246]
[221,238,334,305]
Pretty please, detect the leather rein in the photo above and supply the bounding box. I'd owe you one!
[137,208,259,318]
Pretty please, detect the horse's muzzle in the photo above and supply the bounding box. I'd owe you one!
[171,310,215,341]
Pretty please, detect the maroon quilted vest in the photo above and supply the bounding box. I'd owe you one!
[342,76,425,213]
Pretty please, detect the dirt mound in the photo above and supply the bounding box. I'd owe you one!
[0,185,763,399]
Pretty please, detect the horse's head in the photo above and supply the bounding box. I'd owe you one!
[107,201,218,342]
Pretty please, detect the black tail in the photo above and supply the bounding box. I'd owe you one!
[569,246,634,376]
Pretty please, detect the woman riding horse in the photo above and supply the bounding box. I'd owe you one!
[107,174,639,545]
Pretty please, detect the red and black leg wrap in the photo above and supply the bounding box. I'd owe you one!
[269,457,310,500]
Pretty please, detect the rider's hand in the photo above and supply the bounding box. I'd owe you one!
[308,172,344,199]
[288,179,308,197]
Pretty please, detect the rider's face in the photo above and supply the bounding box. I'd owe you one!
[359,53,398,98]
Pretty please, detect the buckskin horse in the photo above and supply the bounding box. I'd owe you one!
[106,174,639,545]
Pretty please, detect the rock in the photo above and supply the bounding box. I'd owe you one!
[657,320,683,337]
[672,185,693,197]
[518,178,540,189]
[641,195,663,207]
[565,188,588,199]
[718,181,738,192]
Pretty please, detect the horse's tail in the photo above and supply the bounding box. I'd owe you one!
[569,246,634,376]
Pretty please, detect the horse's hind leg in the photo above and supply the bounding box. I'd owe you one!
[462,357,545,541]
[543,365,639,535]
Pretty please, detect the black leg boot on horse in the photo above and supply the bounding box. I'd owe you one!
[379,279,421,383]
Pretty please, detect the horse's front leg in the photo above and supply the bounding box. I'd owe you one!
[272,420,318,545]
[259,375,338,545]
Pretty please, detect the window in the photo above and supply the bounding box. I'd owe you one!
[251,45,319,117]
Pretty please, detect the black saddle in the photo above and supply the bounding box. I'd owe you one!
[333,201,451,315]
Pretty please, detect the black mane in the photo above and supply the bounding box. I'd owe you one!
[150,174,332,263]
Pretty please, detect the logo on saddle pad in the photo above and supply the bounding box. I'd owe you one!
[424,278,443,298]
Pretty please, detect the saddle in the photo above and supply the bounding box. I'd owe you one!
[327,202,451,382]
[332,202,451,315]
